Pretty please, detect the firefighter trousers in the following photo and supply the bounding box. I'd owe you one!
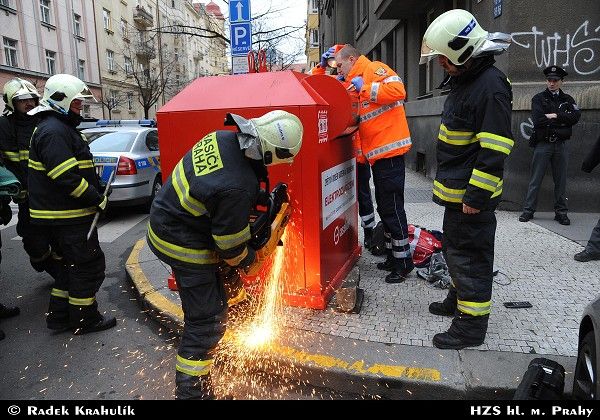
[442,208,496,341]
[357,162,375,231]
[172,265,228,400]
[45,223,106,328]
[17,202,67,283]
[372,155,412,272]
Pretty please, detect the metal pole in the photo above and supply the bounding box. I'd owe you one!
[87,169,115,241]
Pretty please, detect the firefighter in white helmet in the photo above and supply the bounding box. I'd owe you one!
[28,74,116,335]
[147,110,303,399]
[420,10,513,350]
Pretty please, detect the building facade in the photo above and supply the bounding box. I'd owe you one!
[306,0,320,69]
[0,0,102,117]
[319,0,600,211]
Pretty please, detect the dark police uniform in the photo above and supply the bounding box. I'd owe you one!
[432,56,513,345]
[28,112,107,331]
[147,130,259,400]
[0,112,67,283]
[522,66,581,223]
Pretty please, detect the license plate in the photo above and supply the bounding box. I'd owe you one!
[95,165,103,178]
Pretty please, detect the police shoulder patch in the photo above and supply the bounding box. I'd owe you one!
[192,132,223,177]
[375,67,388,76]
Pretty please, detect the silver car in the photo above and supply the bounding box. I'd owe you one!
[574,296,600,399]
[82,120,161,209]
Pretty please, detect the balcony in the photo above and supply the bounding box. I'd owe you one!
[133,5,153,27]
[135,42,156,59]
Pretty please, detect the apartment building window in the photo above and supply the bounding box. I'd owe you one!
[45,50,56,74]
[40,0,51,24]
[109,90,118,108]
[73,13,82,37]
[3,38,17,67]
[106,49,115,72]
[120,19,128,39]
[78,59,85,80]
[0,0,11,8]
[102,8,112,32]
[309,0,318,13]
[356,0,368,31]
[309,29,319,47]
[82,104,90,118]
[127,93,133,111]
[124,56,132,75]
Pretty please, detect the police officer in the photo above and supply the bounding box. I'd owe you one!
[147,110,302,400]
[0,79,68,289]
[28,74,115,335]
[334,44,413,283]
[575,134,600,262]
[420,10,514,349]
[519,66,581,225]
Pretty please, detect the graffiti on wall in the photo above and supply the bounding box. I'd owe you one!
[511,21,600,75]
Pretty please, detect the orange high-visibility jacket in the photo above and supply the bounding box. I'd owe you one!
[346,55,412,165]
[309,65,367,164]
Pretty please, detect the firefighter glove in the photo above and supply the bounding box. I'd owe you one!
[336,74,345,81]
[351,76,364,92]
[0,199,11,225]
[320,46,336,68]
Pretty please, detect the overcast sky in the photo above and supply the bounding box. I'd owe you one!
[210,0,308,61]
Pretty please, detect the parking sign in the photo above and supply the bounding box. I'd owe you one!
[230,22,252,56]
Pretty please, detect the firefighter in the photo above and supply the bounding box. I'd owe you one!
[0,78,68,287]
[147,110,303,400]
[420,9,513,349]
[0,162,18,340]
[27,74,116,335]
[334,44,413,283]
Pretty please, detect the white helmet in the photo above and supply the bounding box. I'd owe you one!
[420,9,490,65]
[29,74,95,115]
[3,78,39,113]
[227,110,303,166]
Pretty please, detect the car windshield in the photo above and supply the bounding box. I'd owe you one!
[85,131,137,152]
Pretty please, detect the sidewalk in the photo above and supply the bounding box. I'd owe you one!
[125,169,600,399]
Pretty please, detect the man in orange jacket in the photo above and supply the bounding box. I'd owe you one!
[334,44,413,283]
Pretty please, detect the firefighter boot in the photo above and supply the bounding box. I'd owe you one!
[432,313,488,350]
[0,303,20,319]
[176,371,215,400]
[73,315,117,335]
[363,228,373,251]
[429,289,457,317]
[46,293,70,331]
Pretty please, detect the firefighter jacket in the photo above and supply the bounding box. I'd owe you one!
[0,112,38,190]
[433,56,514,211]
[147,131,260,270]
[346,55,412,165]
[28,112,103,225]
[531,89,580,142]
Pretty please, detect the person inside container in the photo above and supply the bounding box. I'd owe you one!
[146,110,303,400]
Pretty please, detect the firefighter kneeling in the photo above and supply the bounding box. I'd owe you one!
[147,110,303,400]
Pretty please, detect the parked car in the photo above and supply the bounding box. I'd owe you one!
[573,295,600,399]
[82,120,161,209]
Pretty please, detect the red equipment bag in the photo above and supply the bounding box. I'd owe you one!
[409,225,442,268]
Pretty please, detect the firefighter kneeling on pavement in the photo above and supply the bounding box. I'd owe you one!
[147,110,303,400]
[28,74,116,335]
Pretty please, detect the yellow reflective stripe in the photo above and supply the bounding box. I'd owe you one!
[477,132,514,155]
[213,225,251,250]
[70,178,89,198]
[51,288,69,299]
[77,159,94,169]
[69,296,96,306]
[491,180,503,198]
[227,288,247,307]
[175,355,213,377]
[469,169,500,193]
[1,151,20,162]
[30,207,96,219]
[48,157,78,179]
[433,180,465,203]
[19,150,29,160]
[147,223,218,265]
[28,159,46,171]
[223,247,248,267]
[438,124,477,145]
[457,299,491,316]
[172,162,207,216]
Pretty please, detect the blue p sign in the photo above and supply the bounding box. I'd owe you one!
[230,22,252,56]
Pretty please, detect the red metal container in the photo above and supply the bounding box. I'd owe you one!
[156,71,360,309]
